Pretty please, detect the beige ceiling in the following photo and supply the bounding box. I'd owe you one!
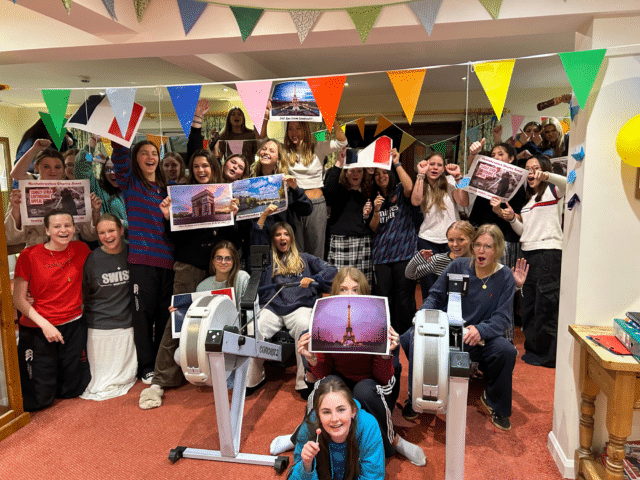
[0,0,638,118]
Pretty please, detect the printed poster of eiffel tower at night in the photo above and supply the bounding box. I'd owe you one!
[309,296,389,355]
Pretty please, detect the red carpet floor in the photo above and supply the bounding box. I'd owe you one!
[0,328,562,480]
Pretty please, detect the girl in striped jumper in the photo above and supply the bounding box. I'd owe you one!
[111,140,174,383]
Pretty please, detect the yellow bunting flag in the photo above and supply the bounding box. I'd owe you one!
[374,116,393,137]
[387,69,426,124]
[62,0,72,14]
[474,59,515,121]
[134,0,151,22]
[146,134,167,153]
[399,132,416,154]
[355,117,366,140]
[478,0,503,20]
[560,119,570,134]
[101,138,113,157]
[306,76,346,134]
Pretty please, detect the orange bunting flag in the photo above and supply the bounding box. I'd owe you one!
[146,134,167,154]
[374,116,393,137]
[387,69,426,124]
[473,59,515,121]
[399,132,416,154]
[306,76,346,134]
[101,138,113,156]
[355,117,366,140]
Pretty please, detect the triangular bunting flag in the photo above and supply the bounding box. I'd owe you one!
[101,0,117,20]
[106,88,137,140]
[346,6,382,43]
[478,0,503,20]
[355,118,366,140]
[561,119,570,134]
[235,80,272,133]
[466,125,480,143]
[474,59,515,121]
[41,89,71,133]
[134,0,151,22]
[457,177,470,189]
[387,69,426,124]
[290,10,320,44]
[306,76,346,133]
[177,0,207,35]
[558,49,606,109]
[39,112,67,150]
[228,140,243,156]
[102,138,113,156]
[160,142,165,159]
[146,134,167,154]
[203,139,208,149]
[314,131,326,142]
[432,140,447,155]
[167,85,202,136]
[62,0,72,13]
[399,132,416,154]
[569,94,580,120]
[408,0,443,36]
[230,6,263,42]
[511,115,525,138]
[572,145,585,161]
[374,116,393,137]
[567,169,577,184]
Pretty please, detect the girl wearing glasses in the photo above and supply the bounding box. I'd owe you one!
[74,135,128,233]
[418,224,517,431]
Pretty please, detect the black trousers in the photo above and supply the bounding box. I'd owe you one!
[374,260,416,336]
[521,249,561,367]
[129,264,175,377]
[18,320,91,412]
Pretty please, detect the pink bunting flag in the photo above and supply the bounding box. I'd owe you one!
[235,80,272,133]
[511,115,525,139]
[228,140,243,156]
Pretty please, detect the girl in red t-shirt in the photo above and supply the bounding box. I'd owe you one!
[13,210,91,411]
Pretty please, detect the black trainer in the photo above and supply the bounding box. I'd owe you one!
[481,391,511,431]
[402,399,419,421]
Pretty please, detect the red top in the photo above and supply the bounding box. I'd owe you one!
[15,241,91,328]
[309,352,394,385]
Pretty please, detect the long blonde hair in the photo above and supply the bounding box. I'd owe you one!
[283,122,315,167]
[471,224,505,269]
[420,153,450,213]
[271,222,305,277]
[330,267,371,296]
[540,117,566,158]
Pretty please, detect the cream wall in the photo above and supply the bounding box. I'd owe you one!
[549,15,640,479]
[0,105,40,162]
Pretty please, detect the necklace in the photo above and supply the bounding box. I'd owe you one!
[47,244,72,282]
[477,264,499,289]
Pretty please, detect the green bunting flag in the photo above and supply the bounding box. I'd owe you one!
[558,49,607,109]
[432,140,447,155]
[346,6,382,43]
[62,0,72,13]
[314,130,327,142]
[134,0,151,22]
[41,89,70,133]
[230,6,264,42]
[39,112,67,150]
[478,0,503,20]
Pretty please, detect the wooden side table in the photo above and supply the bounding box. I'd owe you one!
[569,324,640,480]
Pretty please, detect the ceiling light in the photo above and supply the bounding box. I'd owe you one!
[461,77,467,81]
[344,82,349,86]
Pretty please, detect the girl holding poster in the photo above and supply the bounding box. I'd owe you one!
[270,267,426,466]
[283,120,348,259]
[6,145,99,247]
[508,155,565,368]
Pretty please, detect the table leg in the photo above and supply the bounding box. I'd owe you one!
[605,371,636,480]
[575,347,600,479]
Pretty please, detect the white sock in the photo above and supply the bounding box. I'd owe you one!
[270,434,295,455]
[150,384,163,391]
[395,436,427,466]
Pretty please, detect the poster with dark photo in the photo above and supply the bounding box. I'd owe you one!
[550,156,568,176]
[464,155,528,202]
[19,179,91,226]
[270,81,322,122]
[309,295,390,355]
[168,183,234,231]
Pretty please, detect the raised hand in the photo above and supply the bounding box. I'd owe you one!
[469,138,486,156]
[416,160,428,175]
[195,99,210,118]
[489,195,502,215]
[501,202,515,221]
[419,249,433,262]
[363,200,372,218]
[534,170,549,183]
[511,258,529,289]
[284,175,298,190]
[390,148,400,165]
[374,193,384,212]
[301,438,320,472]
[336,147,347,168]
[34,139,52,150]
[445,163,462,179]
